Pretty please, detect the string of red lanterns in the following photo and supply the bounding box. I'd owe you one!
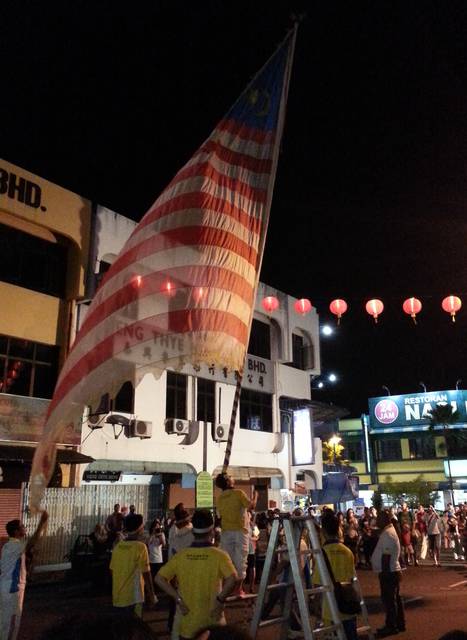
[259,294,463,324]
[131,279,464,325]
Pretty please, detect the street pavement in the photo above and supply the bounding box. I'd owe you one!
[19,559,467,639]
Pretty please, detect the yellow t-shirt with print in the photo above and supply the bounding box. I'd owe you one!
[313,542,356,622]
[158,545,236,638]
[216,488,250,531]
[110,540,150,607]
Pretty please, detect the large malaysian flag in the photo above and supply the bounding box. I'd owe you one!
[30,29,297,509]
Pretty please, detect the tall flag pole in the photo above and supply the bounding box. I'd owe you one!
[30,24,299,511]
[222,24,298,473]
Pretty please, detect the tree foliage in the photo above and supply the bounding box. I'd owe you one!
[322,441,348,465]
[378,474,438,508]
[426,404,459,430]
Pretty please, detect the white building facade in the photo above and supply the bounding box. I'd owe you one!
[78,206,323,515]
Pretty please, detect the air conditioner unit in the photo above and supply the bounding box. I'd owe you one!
[166,418,190,436]
[213,424,229,442]
[128,420,152,439]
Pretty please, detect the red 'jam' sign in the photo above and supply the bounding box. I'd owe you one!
[374,399,399,424]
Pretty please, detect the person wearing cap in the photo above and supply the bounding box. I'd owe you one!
[155,509,238,640]
[110,513,157,617]
[169,503,195,557]
[215,473,257,595]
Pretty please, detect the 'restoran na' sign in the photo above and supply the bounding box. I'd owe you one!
[368,389,467,432]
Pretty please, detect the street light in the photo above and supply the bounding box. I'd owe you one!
[322,325,334,336]
[328,373,337,382]
[327,434,342,465]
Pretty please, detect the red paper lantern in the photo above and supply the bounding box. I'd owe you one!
[163,280,176,297]
[132,275,143,288]
[329,299,348,324]
[261,295,279,313]
[442,295,462,322]
[294,298,312,315]
[365,298,384,323]
[403,297,422,324]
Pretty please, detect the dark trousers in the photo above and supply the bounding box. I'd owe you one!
[378,571,405,631]
[343,618,358,640]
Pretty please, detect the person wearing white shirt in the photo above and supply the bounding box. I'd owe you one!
[0,511,48,640]
[425,506,441,566]
[371,510,405,638]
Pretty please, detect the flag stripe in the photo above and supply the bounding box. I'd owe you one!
[48,309,249,417]
[216,118,276,145]
[71,265,255,351]
[100,226,259,291]
[163,161,267,205]
[61,287,252,382]
[132,188,263,244]
[90,245,258,320]
[200,139,272,174]
[181,148,271,189]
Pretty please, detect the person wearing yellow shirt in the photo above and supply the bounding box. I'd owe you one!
[110,513,157,617]
[155,510,237,640]
[313,510,358,640]
[215,473,257,594]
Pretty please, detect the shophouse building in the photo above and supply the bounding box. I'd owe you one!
[0,161,324,535]
[0,159,94,532]
[78,205,324,516]
[337,389,467,507]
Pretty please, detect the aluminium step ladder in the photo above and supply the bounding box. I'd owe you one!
[249,515,374,640]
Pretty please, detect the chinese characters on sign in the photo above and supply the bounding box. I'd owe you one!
[184,355,274,393]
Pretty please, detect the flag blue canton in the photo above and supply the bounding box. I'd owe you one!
[226,35,291,132]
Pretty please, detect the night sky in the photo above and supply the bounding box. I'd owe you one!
[2,1,467,416]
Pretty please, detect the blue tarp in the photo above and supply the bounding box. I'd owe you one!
[311,473,359,504]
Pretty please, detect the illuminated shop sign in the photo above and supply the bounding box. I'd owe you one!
[368,389,467,432]
[444,460,467,478]
[292,407,314,466]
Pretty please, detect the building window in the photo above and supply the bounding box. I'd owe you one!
[0,223,67,297]
[289,333,314,370]
[96,260,112,288]
[408,436,436,460]
[166,371,187,419]
[247,319,271,359]
[113,381,135,413]
[240,389,272,432]
[345,439,363,462]
[0,334,59,399]
[374,439,402,461]
[445,431,467,458]
[197,378,215,424]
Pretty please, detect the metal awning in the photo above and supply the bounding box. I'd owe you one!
[86,459,196,475]
[0,445,94,465]
[212,465,284,480]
